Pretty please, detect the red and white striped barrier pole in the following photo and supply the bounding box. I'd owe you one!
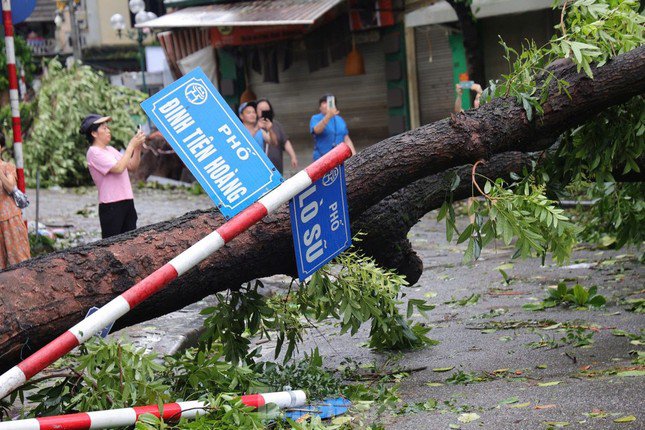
[0,390,306,429]
[19,63,26,101]
[0,143,352,400]
[1,0,26,192]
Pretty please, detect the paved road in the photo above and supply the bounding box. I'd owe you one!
[23,188,644,429]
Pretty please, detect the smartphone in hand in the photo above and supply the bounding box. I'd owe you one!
[326,95,336,111]
[260,110,274,121]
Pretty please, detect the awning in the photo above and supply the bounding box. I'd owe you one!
[138,0,344,29]
[405,0,552,27]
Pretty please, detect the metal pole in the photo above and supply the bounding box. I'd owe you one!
[35,168,40,233]
[1,0,25,193]
[0,391,307,429]
[137,29,147,94]
[67,0,81,61]
[0,144,353,400]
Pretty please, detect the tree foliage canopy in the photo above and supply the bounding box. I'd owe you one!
[23,60,146,186]
[439,0,644,261]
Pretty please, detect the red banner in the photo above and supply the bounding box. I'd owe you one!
[210,25,307,48]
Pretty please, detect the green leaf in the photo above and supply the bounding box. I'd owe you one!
[499,396,520,404]
[538,381,561,387]
[614,416,636,423]
[616,370,645,377]
[432,366,454,372]
[457,224,474,244]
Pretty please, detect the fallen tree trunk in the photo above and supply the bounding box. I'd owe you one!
[0,46,643,372]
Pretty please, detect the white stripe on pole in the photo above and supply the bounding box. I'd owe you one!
[12,142,23,167]
[169,231,225,276]
[262,390,307,408]
[87,408,137,428]
[8,89,19,115]
[0,419,39,430]
[3,37,14,62]
[258,170,312,213]
[177,400,209,419]
[69,296,131,343]
[0,366,25,396]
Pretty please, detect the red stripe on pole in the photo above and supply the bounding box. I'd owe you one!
[18,331,79,379]
[305,144,352,182]
[217,202,268,243]
[2,12,13,36]
[11,116,22,135]
[134,403,183,422]
[121,263,178,308]
[7,64,18,88]
[16,168,25,191]
[38,412,92,430]
[241,394,266,408]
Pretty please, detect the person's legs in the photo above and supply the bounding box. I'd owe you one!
[3,215,30,264]
[0,220,10,269]
[120,199,138,234]
[99,201,126,239]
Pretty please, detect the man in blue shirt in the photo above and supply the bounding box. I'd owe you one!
[309,94,356,161]
[239,100,273,152]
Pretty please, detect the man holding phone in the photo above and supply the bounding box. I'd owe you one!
[310,93,356,161]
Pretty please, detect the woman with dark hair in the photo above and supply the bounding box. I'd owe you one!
[256,98,298,174]
[80,113,145,239]
[0,138,30,269]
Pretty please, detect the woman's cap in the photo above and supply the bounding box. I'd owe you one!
[80,114,111,134]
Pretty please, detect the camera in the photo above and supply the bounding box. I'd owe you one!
[260,110,274,121]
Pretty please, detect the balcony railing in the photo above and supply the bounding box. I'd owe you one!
[26,38,58,56]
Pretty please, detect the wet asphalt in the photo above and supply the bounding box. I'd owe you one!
[25,188,644,429]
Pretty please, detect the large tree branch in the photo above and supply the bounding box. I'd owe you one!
[357,151,534,282]
[0,46,643,372]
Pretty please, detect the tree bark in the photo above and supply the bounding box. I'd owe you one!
[0,46,643,372]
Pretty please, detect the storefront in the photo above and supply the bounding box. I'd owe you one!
[141,0,406,160]
[405,0,557,125]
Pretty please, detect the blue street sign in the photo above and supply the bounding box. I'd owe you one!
[10,0,37,24]
[141,68,282,219]
[84,307,115,339]
[289,164,351,281]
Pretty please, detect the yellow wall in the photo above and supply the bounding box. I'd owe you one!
[87,0,136,46]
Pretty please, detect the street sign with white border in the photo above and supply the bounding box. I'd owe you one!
[141,67,282,219]
[290,164,351,281]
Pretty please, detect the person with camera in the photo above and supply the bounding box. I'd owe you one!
[238,100,276,154]
[0,138,30,269]
[81,114,146,239]
[310,94,356,161]
[256,98,298,174]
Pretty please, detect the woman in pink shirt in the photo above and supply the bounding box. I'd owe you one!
[80,114,146,239]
